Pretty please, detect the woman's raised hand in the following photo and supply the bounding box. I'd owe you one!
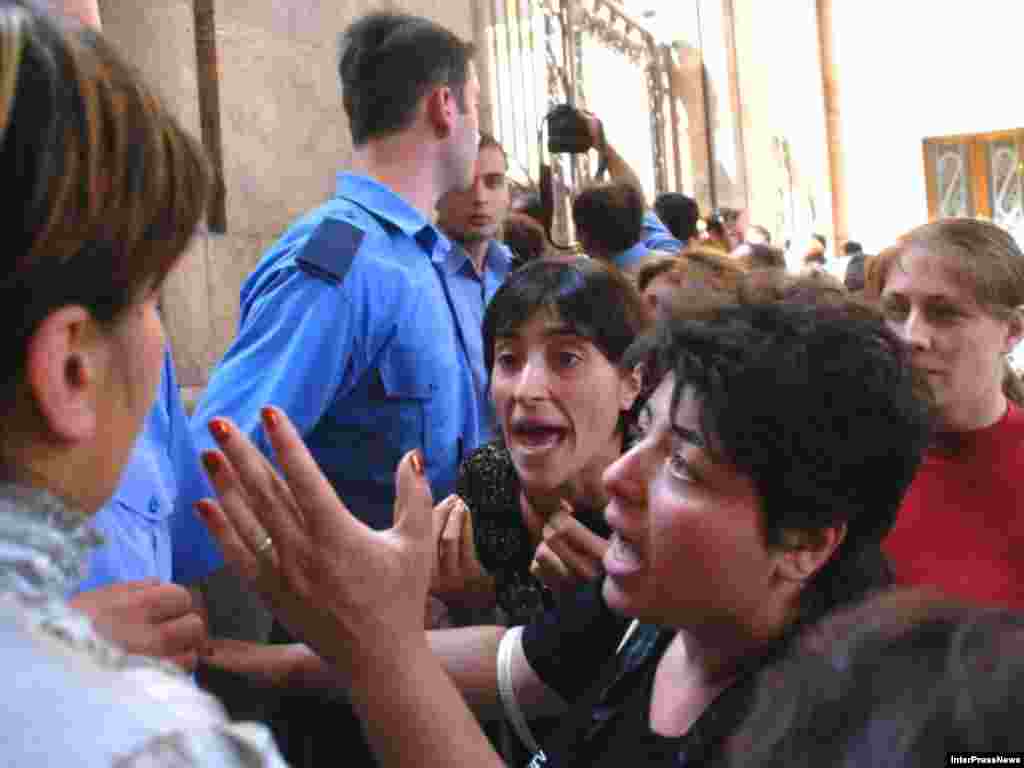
[196,407,435,680]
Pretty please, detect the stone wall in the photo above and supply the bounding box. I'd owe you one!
[729,0,833,253]
[100,0,476,386]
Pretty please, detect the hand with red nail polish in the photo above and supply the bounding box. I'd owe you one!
[208,418,231,444]
[194,408,437,684]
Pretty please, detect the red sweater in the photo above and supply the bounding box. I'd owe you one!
[884,402,1024,611]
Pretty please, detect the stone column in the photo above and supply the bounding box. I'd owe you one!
[817,0,848,246]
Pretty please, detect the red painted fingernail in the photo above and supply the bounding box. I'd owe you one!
[201,451,222,475]
[209,418,231,443]
[261,406,280,430]
[410,450,425,476]
[194,500,211,521]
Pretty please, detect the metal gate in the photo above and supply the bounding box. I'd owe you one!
[478,0,679,240]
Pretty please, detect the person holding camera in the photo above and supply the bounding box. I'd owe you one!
[570,113,683,273]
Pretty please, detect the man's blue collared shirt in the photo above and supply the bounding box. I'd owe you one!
[73,348,223,594]
[613,241,651,271]
[611,211,684,271]
[193,173,485,529]
[641,210,683,253]
[439,239,512,440]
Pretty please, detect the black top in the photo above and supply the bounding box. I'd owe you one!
[528,626,789,768]
[521,583,792,768]
[456,441,611,626]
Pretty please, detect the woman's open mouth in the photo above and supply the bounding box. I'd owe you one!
[510,420,567,456]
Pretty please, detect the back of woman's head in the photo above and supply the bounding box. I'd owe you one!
[483,258,650,374]
[733,242,785,271]
[655,245,748,315]
[738,267,848,307]
[1,3,210,401]
[728,588,1024,767]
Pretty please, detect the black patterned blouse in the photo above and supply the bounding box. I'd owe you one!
[456,441,612,626]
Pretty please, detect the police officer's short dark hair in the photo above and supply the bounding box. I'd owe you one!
[338,12,475,146]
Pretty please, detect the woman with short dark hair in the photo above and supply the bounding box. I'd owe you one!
[195,300,933,768]
[431,259,649,626]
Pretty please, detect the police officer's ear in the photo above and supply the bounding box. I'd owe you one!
[426,83,458,140]
[23,305,104,441]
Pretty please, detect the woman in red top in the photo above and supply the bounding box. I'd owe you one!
[870,218,1024,609]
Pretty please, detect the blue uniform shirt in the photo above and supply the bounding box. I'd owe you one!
[193,173,485,529]
[439,239,513,440]
[611,210,684,271]
[640,210,683,253]
[73,348,223,594]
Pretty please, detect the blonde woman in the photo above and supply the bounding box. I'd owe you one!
[869,219,1024,610]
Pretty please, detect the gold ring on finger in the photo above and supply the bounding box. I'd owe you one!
[256,535,274,555]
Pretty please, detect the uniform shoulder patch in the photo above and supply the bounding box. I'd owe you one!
[296,218,366,285]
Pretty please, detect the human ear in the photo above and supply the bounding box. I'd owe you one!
[425,85,456,140]
[24,306,102,442]
[775,523,847,583]
[619,364,643,412]
[1003,308,1023,355]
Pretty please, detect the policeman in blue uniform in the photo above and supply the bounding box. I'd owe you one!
[69,346,219,671]
[193,12,484,530]
[75,347,223,593]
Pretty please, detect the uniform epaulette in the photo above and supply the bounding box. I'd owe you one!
[296,218,365,285]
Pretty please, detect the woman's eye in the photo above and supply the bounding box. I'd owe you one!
[927,305,962,324]
[496,352,519,369]
[558,351,583,368]
[882,301,909,322]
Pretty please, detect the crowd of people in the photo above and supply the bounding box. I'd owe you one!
[3,2,1023,766]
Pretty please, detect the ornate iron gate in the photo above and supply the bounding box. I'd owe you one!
[479,0,679,239]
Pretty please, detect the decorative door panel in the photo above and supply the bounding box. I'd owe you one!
[985,136,1024,242]
[925,141,975,218]
[924,129,1024,245]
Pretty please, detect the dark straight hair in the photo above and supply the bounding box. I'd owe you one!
[338,12,475,146]
[483,258,649,375]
